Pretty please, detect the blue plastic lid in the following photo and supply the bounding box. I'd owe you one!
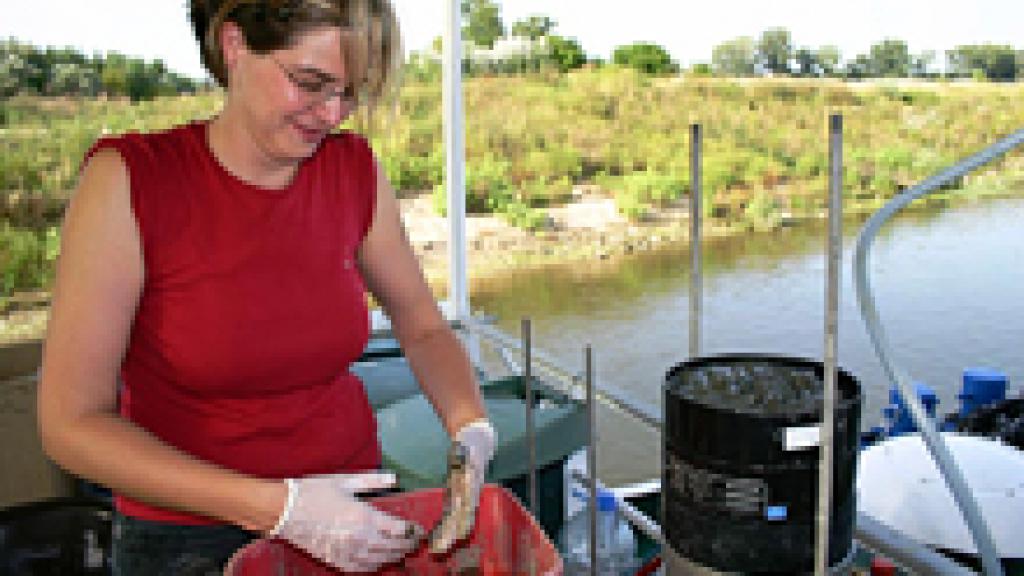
[959,368,1007,402]
[889,383,937,406]
[962,368,1007,387]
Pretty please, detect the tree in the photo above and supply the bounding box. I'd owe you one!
[0,39,197,98]
[985,47,1016,80]
[817,45,842,77]
[100,52,129,96]
[711,37,756,77]
[793,47,818,77]
[0,49,29,98]
[48,61,99,96]
[845,54,871,80]
[867,39,911,77]
[612,42,676,75]
[461,0,504,49]
[510,15,555,40]
[126,57,159,101]
[910,50,936,78]
[947,44,1017,81]
[545,35,586,73]
[20,46,48,94]
[404,50,441,82]
[757,28,792,75]
[689,63,713,76]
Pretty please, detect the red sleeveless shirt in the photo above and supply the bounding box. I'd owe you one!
[85,121,380,525]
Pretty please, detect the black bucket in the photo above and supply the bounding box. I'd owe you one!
[662,354,862,573]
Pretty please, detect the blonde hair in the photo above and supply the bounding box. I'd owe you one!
[188,0,402,111]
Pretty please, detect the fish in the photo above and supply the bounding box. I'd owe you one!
[428,441,477,554]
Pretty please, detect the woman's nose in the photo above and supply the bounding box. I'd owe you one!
[312,96,351,127]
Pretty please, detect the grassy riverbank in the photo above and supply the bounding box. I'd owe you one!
[2,72,1023,313]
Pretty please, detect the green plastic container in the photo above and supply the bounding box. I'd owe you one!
[354,338,487,411]
[353,357,421,411]
[377,376,587,539]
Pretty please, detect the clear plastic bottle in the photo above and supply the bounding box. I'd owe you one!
[560,488,639,575]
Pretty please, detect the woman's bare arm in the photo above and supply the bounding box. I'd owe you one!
[357,161,486,436]
[37,149,284,532]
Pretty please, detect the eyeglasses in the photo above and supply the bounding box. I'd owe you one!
[270,56,357,106]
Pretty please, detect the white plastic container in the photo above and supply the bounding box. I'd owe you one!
[564,448,588,522]
[560,487,639,575]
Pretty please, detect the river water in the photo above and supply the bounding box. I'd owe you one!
[471,196,1024,485]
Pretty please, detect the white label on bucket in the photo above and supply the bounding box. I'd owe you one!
[784,425,821,451]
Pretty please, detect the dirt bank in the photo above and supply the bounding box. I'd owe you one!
[400,189,747,289]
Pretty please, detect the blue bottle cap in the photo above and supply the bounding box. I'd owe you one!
[597,490,617,512]
[571,487,618,511]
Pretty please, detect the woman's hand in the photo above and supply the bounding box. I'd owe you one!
[428,420,496,554]
[271,472,424,572]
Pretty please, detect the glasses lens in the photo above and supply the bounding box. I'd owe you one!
[274,57,353,105]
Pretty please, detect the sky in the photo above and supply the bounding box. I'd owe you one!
[1,1,1021,79]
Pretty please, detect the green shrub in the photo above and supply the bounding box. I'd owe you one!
[704,156,745,192]
[794,152,824,178]
[611,43,678,75]
[0,145,47,191]
[613,187,649,221]
[520,176,573,207]
[511,144,582,188]
[0,223,59,299]
[742,190,781,230]
[500,201,549,231]
[431,154,514,216]
[603,169,689,220]
[381,149,444,193]
[630,170,688,204]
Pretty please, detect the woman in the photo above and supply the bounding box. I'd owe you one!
[37,1,494,573]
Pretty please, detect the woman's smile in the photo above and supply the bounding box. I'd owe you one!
[290,119,327,145]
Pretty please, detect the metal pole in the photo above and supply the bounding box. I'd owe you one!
[815,114,843,576]
[443,0,468,321]
[689,123,703,359]
[586,345,598,576]
[522,318,537,517]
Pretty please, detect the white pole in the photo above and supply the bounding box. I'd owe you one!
[443,0,468,321]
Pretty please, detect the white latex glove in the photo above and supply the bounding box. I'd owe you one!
[428,419,496,554]
[270,472,424,573]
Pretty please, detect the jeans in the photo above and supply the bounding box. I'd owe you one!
[111,513,256,576]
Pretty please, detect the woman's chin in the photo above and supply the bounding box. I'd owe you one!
[277,136,321,162]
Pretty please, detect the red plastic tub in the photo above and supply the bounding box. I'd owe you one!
[225,484,562,575]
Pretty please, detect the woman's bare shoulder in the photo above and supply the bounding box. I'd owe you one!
[68,146,134,224]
